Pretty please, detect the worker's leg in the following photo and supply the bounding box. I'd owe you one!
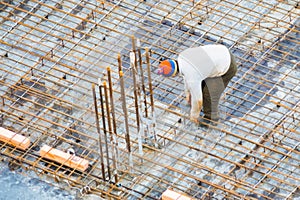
[202,77,224,121]
[221,51,237,86]
[202,51,237,121]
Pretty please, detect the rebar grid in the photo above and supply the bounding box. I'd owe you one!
[0,0,299,199]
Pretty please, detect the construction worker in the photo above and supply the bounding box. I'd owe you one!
[157,44,237,127]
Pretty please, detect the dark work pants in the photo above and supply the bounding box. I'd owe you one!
[201,52,237,120]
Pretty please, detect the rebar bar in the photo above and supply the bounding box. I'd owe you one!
[98,81,111,180]
[92,84,105,181]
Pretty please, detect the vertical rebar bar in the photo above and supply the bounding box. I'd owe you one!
[107,66,119,182]
[145,47,157,142]
[131,36,140,131]
[118,55,132,168]
[107,67,118,138]
[103,80,118,183]
[92,84,105,181]
[145,47,154,115]
[98,80,111,180]
[137,39,148,118]
[118,54,122,72]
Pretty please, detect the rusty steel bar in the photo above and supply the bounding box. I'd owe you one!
[92,84,106,181]
[137,39,148,118]
[102,80,118,183]
[131,36,141,132]
[118,54,131,154]
[98,81,111,180]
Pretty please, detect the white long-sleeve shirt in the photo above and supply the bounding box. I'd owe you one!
[177,44,231,119]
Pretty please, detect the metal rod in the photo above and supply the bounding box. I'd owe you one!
[118,55,131,154]
[106,66,119,183]
[137,39,148,118]
[145,47,157,142]
[98,81,111,180]
[131,36,141,131]
[92,83,106,181]
[103,80,118,183]
[145,47,155,116]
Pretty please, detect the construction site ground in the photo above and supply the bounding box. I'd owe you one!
[0,0,299,199]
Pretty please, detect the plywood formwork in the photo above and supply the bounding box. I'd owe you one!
[0,0,299,199]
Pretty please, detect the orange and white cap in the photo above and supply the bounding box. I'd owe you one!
[156,59,178,77]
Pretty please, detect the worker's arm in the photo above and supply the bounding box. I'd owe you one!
[189,83,203,122]
[184,77,191,105]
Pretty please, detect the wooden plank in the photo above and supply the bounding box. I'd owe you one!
[0,127,31,150]
[162,189,194,200]
[40,145,89,171]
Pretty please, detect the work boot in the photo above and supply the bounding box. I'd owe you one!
[199,117,218,128]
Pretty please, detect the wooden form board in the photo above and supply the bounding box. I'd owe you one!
[0,127,31,150]
[162,189,194,200]
[40,145,89,171]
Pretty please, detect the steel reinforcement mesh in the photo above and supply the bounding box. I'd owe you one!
[0,0,299,199]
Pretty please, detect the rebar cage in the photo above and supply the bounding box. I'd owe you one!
[0,0,299,199]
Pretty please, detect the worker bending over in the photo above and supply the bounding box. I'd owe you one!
[157,44,237,126]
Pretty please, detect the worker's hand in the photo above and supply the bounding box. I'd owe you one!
[186,93,191,105]
[190,99,202,123]
[190,116,198,123]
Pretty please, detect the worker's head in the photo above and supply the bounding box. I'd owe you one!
[156,59,178,77]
